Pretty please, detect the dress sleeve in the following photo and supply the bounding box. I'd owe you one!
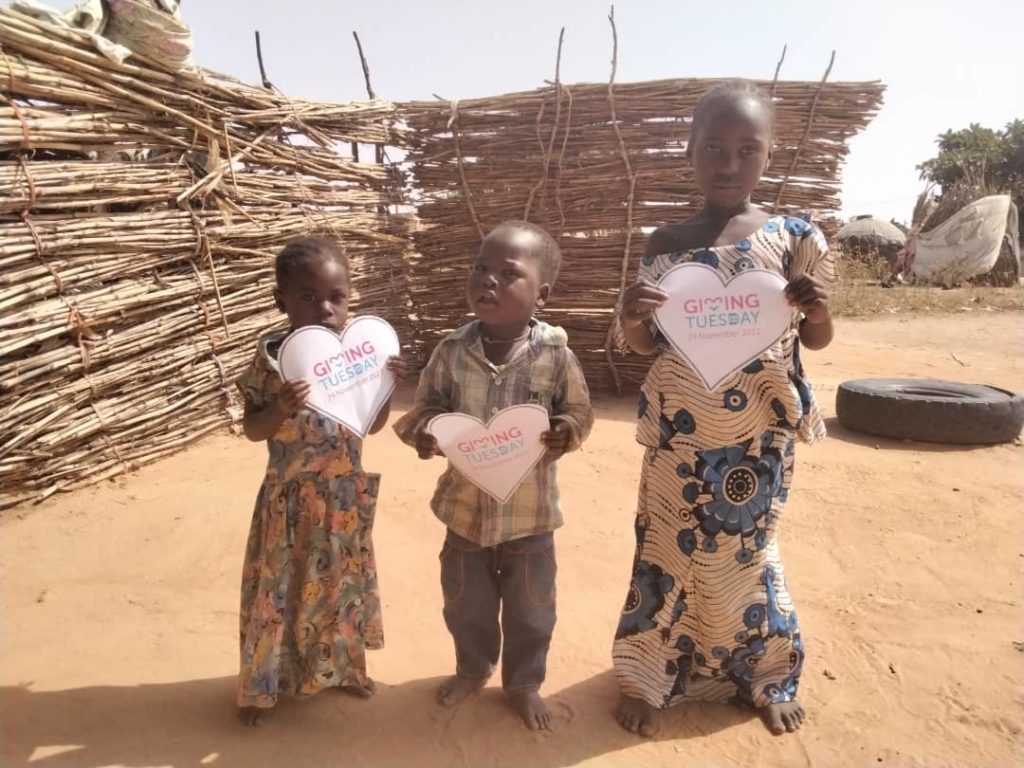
[236,349,278,410]
[787,217,837,289]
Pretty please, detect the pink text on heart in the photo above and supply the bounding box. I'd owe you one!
[457,426,527,466]
[682,291,762,332]
[311,340,381,398]
[682,293,760,314]
[312,340,376,377]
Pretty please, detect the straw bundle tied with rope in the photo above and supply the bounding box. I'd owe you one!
[0,6,415,508]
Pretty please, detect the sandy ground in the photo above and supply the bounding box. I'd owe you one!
[2,313,1023,768]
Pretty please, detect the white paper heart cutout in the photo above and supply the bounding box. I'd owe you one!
[428,405,550,503]
[653,263,792,391]
[278,316,400,437]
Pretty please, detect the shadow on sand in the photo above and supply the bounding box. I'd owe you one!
[2,670,756,768]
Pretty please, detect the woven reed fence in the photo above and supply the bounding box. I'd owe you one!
[0,6,886,508]
[400,59,884,394]
[0,7,414,508]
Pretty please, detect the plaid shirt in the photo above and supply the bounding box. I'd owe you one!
[394,319,593,547]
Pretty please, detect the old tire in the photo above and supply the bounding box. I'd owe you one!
[835,379,1024,445]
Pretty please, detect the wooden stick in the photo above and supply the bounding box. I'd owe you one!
[602,5,638,397]
[770,44,787,99]
[352,31,377,100]
[352,30,384,165]
[772,50,835,213]
[254,30,275,91]
[552,84,573,237]
[523,26,565,222]
[448,100,485,240]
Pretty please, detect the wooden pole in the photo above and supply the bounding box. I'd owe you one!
[770,44,787,99]
[772,50,835,213]
[253,30,274,91]
[603,5,638,397]
[352,31,383,164]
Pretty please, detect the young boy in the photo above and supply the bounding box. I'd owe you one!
[394,220,593,731]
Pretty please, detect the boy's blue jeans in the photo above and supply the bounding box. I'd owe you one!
[440,529,557,691]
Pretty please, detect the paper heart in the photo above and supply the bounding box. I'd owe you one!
[278,316,400,437]
[428,405,550,503]
[653,263,792,391]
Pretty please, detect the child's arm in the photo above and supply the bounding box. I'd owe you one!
[542,350,594,461]
[788,275,834,350]
[392,345,450,458]
[786,220,837,351]
[617,228,672,355]
[618,282,669,354]
[242,380,310,442]
[368,355,408,435]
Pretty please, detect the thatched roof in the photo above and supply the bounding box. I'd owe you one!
[837,215,907,247]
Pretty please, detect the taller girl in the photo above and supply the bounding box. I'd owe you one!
[612,80,836,737]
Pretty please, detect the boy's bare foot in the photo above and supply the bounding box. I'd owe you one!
[337,678,377,699]
[238,706,264,727]
[616,694,660,737]
[508,689,552,730]
[764,700,805,734]
[437,674,487,707]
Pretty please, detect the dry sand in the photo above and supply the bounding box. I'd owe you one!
[2,313,1022,768]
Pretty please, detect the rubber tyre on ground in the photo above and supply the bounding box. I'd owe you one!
[835,379,1024,445]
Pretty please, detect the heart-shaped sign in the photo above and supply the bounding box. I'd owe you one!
[427,405,550,503]
[278,316,400,437]
[653,263,792,391]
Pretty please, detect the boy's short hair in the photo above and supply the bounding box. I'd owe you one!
[690,79,775,146]
[275,236,349,287]
[485,220,561,285]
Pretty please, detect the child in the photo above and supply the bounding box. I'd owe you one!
[394,220,593,731]
[611,80,836,737]
[236,236,406,725]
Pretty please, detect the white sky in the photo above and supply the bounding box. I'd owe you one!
[48,1,1024,222]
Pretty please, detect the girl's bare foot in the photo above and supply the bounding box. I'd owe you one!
[238,706,264,727]
[337,677,377,699]
[437,674,487,706]
[616,694,660,737]
[508,689,552,730]
[764,700,805,734]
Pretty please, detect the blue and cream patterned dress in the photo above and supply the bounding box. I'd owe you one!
[612,216,836,710]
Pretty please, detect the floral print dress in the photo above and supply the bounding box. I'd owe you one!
[612,216,836,710]
[236,332,383,709]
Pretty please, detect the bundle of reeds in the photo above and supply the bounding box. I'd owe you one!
[0,7,414,508]
[400,74,884,393]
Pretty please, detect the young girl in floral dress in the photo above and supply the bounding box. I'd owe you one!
[236,236,405,725]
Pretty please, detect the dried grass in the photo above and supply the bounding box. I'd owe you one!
[832,254,1022,316]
